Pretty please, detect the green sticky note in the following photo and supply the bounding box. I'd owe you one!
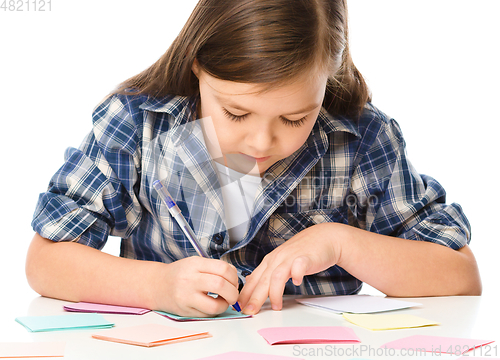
[15,313,114,332]
[155,307,251,321]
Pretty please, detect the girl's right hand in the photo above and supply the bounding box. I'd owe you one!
[152,257,240,317]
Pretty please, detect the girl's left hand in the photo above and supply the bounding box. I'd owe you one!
[238,222,343,315]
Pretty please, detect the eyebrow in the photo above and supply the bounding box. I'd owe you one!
[214,94,321,115]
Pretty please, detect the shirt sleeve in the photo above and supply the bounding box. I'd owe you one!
[349,116,471,250]
[31,95,143,249]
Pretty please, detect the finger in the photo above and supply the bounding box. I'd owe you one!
[199,258,240,288]
[238,262,268,309]
[166,289,226,318]
[290,255,311,286]
[186,292,231,317]
[267,262,293,311]
[240,266,278,315]
[196,273,240,306]
[241,283,269,315]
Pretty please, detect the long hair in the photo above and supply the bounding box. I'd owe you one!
[114,0,371,119]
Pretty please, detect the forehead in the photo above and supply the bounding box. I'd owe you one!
[202,69,328,102]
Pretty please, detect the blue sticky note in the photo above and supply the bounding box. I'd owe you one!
[155,307,251,321]
[15,313,114,332]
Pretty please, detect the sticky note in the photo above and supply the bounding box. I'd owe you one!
[381,335,495,354]
[15,313,114,332]
[257,326,360,345]
[296,295,421,314]
[92,324,211,347]
[63,302,150,315]
[0,342,65,358]
[196,351,303,359]
[343,313,439,330]
[155,307,251,321]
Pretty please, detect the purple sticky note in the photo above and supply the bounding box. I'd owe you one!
[258,326,360,345]
[63,302,150,315]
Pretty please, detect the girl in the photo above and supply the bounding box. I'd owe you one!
[26,0,481,317]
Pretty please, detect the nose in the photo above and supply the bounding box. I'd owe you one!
[245,122,275,154]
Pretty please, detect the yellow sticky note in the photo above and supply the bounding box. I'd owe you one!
[342,313,439,331]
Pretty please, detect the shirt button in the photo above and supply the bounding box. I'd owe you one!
[241,270,252,277]
[212,233,224,245]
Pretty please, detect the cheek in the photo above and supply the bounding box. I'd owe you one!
[282,134,308,156]
[210,115,241,151]
[280,123,316,155]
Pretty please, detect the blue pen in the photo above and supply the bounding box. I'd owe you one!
[153,180,242,312]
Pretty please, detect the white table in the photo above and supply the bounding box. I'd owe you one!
[1,295,498,359]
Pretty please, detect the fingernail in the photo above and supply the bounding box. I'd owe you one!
[272,304,281,311]
[243,304,254,314]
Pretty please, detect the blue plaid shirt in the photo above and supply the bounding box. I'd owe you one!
[32,94,471,295]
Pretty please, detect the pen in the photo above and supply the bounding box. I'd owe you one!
[153,180,242,312]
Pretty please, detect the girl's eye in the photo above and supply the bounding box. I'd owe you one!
[222,108,307,127]
[222,108,248,121]
[280,116,307,128]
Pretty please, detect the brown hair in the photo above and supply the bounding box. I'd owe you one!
[114,0,371,119]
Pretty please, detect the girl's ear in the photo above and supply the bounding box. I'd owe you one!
[192,59,201,78]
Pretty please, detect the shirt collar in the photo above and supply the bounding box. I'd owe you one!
[317,108,361,138]
[139,95,196,119]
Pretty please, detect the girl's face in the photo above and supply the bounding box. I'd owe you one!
[193,64,328,176]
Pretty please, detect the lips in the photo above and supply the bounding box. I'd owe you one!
[254,156,271,163]
[240,153,271,163]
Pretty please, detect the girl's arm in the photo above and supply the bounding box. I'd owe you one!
[238,222,481,315]
[26,233,240,317]
[336,224,481,297]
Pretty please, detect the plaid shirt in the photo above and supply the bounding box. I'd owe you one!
[32,94,471,295]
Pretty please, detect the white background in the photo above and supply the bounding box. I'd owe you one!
[1,0,499,324]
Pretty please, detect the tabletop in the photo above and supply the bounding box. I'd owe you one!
[1,294,498,360]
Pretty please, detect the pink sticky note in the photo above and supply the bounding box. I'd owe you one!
[257,326,360,345]
[0,342,65,358]
[381,335,495,355]
[64,302,150,315]
[92,323,211,347]
[197,351,303,360]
